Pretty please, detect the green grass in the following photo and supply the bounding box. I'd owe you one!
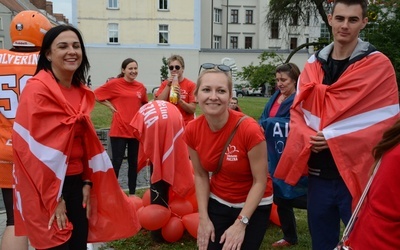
[91,96,312,250]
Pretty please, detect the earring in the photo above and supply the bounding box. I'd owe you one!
[47,58,51,62]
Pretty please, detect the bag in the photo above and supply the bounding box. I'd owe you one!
[334,159,382,250]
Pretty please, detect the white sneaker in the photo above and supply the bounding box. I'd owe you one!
[87,243,94,250]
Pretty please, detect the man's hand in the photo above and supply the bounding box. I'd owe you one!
[310,131,329,153]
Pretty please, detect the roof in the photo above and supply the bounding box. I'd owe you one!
[0,0,37,12]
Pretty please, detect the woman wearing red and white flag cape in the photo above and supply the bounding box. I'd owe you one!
[12,25,140,249]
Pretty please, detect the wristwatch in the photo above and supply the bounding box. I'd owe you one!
[237,215,249,225]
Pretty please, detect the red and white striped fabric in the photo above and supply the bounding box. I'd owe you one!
[12,70,141,249]
[274,51,399,209]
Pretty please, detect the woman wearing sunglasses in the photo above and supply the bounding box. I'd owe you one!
[183,64,273,250]
[155,54,196,125]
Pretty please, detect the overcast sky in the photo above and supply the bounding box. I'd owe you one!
[51,0,72,22]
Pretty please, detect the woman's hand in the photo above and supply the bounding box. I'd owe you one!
[197,217,215,250]
[48,197,67,230]
[82,184,91,219]
[219,220,246,250]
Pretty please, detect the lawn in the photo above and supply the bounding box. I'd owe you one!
[91,95,312,250]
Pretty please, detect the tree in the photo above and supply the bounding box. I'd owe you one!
[160,56,169,82]
[236,52,284,93]
[363,1,400,86]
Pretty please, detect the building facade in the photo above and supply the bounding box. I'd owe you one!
[74,0,321,90]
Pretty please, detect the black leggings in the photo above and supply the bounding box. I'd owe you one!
[110,137,139,194]
[2,188,14,226]
[207,198,271,250]
[41,175,88,250]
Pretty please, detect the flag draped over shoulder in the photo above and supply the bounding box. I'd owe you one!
[130,100,194,197]
[12,70,141,249]
[274,51,399,208]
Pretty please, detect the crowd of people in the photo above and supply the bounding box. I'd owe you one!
[1,0,400,249]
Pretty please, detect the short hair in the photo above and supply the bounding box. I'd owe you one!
[195,69,232,97]
[276,63,301,82]
[36,25,90,87]
[117,58,138,78]
[231,97,239,103]
[332,0,368,18]
[168,54,185,69]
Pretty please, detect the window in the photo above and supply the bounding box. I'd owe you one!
[214,36,221,49]
[290,37,297,50]
[290,12,298,26]
[214,8,222,23]
[108,23,119,43]
[230,36,238,49]
[245,10,253,24]
[320,23,330,40]
[159,0,168,10]
[245,37,252,49]
[231,9,238,23]
[271,20,279,39]
[0,38,3,49]
[108,0,118,9]
[0,17,3,30]
[159,24,169,44]
[305,11,310,26]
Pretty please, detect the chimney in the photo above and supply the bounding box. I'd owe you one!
[30,0,46,10]
[46,1,53,15]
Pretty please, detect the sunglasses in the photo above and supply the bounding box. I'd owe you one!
[198,63,231,75]
[169,65,181,71]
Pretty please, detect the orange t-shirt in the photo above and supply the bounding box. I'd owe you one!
[94,78,148,138]
[0,49,39,188]
[184,110,273,203]
[155,78,196,124]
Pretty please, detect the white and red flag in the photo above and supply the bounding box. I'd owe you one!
[275,51,399,209]
[12,70,141,249]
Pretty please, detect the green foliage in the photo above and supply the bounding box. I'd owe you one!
[363,1,400,87]
[236,52,283,91]
[160,56,169,82]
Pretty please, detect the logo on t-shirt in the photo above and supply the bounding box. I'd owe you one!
[225,144,239,161]
[136,92,142,99]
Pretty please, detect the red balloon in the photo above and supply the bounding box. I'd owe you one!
[161,217,185,242]
[142,189,151,207]
[129,195,143,211]
[138,204,171,230]
[270,203,281,226]
[185,191,198,212]
[169,197,193,217]
[182,212,199,239]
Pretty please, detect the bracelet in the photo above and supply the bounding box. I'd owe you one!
[83,180,93,188]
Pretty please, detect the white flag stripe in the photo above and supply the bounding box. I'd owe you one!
[13,122,66,180]
[323,104,399,140]
[162,126,184,163]
[302,106,321,131]
[88,151,113,172]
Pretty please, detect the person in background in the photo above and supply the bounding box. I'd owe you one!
[155,54,196,125]
[94,58,148,195]
[229,97,242,112]
[274,0,399,249]
[12,25,140,250]
[0,10,52,250]
[86,75,92,88]
[183,64,273,250]
[346,119,400,249]
[130,100,194,242]
[259,63,308,248]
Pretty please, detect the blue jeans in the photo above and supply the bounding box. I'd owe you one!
[308,176,352,250]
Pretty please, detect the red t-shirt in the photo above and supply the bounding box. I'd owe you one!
[155,78,196,124]
[184,110,273,203]
[347,145,400,249]
[94,78,148,138]
[59,84,85,176]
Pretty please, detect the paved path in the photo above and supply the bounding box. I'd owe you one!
[0,162,150,249]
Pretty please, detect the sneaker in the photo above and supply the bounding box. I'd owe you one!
[272,239,293,248]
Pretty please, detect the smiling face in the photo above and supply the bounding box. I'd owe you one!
[169,60,184,78]
[123,61,138,82]
[46,30,82,79]
[196,71,231,116]
[328,2,368,46]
